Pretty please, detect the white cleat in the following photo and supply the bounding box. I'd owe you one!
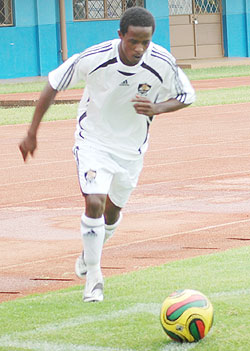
[83,274,104,302]
[75,252,87,279]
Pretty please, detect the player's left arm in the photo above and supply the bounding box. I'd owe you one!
[133,64,195,117]
[132,96,189,117]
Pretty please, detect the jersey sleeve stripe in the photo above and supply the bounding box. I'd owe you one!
[56,46,113,90]
[152,47,174,61]
[80,47,113,60]
[151,52,184,95]
[84,42,112,55]
[176,93,187,103]
[57,64,75,91]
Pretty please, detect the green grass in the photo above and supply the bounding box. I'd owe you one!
[1,66,250,350]
[193,86,250,107]
[0,81,84,94]
[0,81,47,94]
[0,64,250,126]
[0,246,249,351]
[1,85,249,126]
[0,104,78,125]
[0,65,249,95]
[184,65,250,81]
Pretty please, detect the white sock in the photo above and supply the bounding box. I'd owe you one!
[104,212,123,244]
[81,214,105,276]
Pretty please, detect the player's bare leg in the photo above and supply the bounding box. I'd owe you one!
[104,195,123,243]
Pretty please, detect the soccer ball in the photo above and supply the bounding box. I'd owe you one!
[160,289,213,343]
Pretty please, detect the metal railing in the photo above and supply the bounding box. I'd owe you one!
[169,0,220,16]
[73,0,144,21]
[0,0,13,26]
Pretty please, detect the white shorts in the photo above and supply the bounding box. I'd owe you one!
[73,143,144,208]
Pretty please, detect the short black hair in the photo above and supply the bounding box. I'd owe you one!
[120,7,155,35]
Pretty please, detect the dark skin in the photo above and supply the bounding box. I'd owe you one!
[19,24,189,224]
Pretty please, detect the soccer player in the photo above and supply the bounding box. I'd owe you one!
[19,7,195,302]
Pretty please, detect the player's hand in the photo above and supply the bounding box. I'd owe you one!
[132,95,156,117]
[19,132,37,162]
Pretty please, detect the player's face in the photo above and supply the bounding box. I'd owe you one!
[118,25,153,66]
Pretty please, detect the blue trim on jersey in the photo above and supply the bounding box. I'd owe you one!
[79,112,87,129]
[118,70,136,76]
[176,93,187,103]
[141,62,163,83]
[138,120,150,154]
[73,146,86,197]
[90,57,118,74]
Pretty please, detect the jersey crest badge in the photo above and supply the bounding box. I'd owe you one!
[138,83,151,96]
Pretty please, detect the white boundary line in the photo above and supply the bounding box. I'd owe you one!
[0,303,160,351]
[0,340,136,351]
[1,288,249,351]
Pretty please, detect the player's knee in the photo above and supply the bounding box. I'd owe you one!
[85,194,106,218]
[104,196,122,225]
[105,209,121,225]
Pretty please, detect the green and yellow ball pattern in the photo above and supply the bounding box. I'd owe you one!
[160,289,213,342]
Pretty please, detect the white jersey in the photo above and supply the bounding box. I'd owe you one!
[49,39,195,160]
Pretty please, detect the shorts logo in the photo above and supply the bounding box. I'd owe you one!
[84,169,97,183]
[138,83,151,96]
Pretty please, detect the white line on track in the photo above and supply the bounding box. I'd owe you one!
[103,217,250,250]
[1,217,250,270]
[140,169,250,186]
[0,174,76,187]
[2,135,250,160]
[0,194,80,208]
[2,149,250,172]
[144,152,250,168]
[0,158,73,170]
[147,138,250,152]
[2,168,250,209]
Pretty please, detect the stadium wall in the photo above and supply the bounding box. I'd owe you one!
[0,0,249,79]
[222,0,250,57]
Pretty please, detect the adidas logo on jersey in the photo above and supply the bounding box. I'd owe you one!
[119,79,129,86]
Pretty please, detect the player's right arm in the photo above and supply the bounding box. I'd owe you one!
[19,52,89,162]
[19,82,57,161]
